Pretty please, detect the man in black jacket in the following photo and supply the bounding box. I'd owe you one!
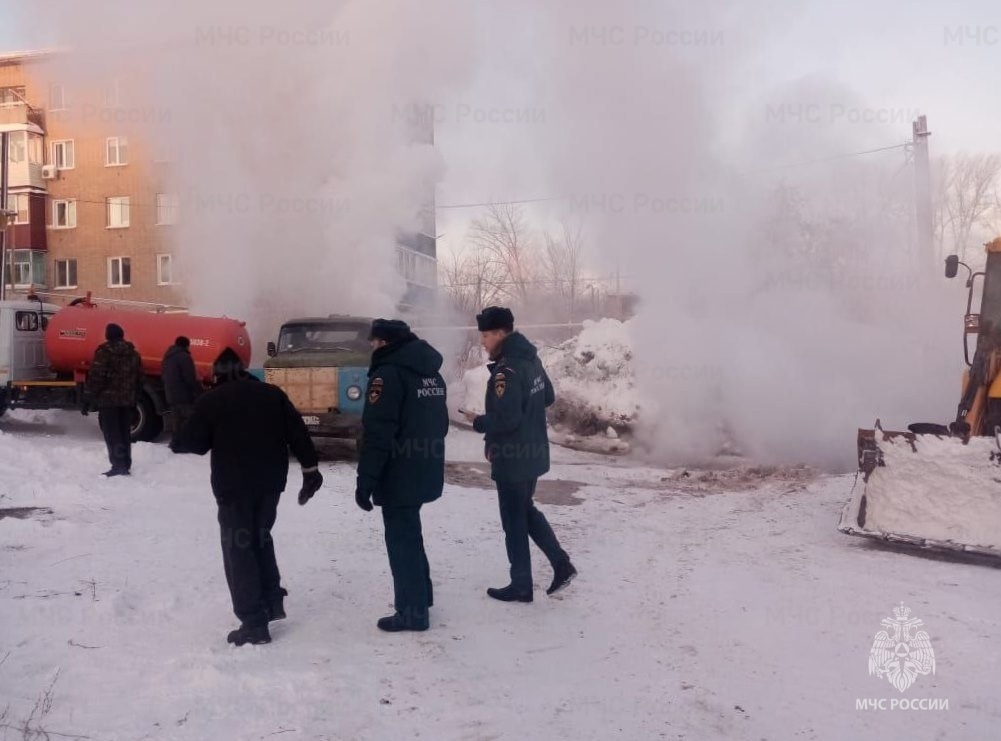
[462,307,577,603]
[356,319,448,632]
[82,323,143,477]
[161,336,202,446]
[172,348,323,646]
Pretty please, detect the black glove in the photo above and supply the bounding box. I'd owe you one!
[80,399,90,416]
[298,468,323,506]
[355,484,374,512]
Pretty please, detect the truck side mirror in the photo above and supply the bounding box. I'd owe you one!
[945,255,959,279]
[267,341,277,357]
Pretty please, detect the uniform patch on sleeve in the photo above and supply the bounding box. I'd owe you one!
[367,377,384,404]
[494,371,506,398]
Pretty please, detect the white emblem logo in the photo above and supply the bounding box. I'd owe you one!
[868,602,936,693]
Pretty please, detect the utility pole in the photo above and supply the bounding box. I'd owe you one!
[912,115,934,262]
[0,131,10,302]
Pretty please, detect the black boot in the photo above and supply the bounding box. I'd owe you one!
[227,623,271,646]
[547,560,578,596]
[266,588,288,621]
[486,584,533,603]
[377,613,429,632]
[103,467,130,477]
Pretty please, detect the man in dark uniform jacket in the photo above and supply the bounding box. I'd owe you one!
[82,323,143,477]
[463,307,577,603]
[172,348,323,646]
[161,336,203,446]
[356,319,449,632]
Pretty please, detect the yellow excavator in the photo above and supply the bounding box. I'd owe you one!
[840,238,1001,559]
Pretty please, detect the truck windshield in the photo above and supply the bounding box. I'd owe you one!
[278,324,369,353]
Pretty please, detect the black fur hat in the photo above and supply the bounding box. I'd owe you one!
[475,306,514,332]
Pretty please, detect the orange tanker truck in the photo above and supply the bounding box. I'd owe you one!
[0,294,251,440]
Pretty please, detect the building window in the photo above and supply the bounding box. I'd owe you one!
[54,259,78,289]
[107,196,130,228]
[105,79,123,107]
[9,131,26,163]
[28,134,43,165]
[156,193,179,225]
[157,254,175,285]
[13,194,29,224]
[51,139,74,170]
[106,137,128,166]
[48,83,66,111]
[12,252,31,286]
[0,85,26,107]
[52,199,77,228]
[7,250,45,288]
[108,257,131,287]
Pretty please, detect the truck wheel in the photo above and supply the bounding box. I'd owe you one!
[131,393,164,442]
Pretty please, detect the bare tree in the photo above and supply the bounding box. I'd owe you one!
[439,245,505,313]
[543,219,585,321]
[467,204,538,304]
[934,152,1001,260]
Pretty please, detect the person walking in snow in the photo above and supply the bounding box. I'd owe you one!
[171,348,323,646]
[81,323,143,477]
[161,336,203,446]
[461,307,577,602]
[356,319,449,632]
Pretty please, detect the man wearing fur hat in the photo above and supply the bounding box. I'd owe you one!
[356,319,449,632]
[82,323,143,477]
[462,307,577,602]
[172,348,323,646]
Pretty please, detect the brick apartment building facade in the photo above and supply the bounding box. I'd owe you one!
[0,50,438,311]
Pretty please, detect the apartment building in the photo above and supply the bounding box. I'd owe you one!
[1,50,438,310]
[1,50,182,308]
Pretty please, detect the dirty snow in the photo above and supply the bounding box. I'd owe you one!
[1,410,1001,740]
[862,434,1001,552]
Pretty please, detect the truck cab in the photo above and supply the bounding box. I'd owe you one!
[0,299,61,414]
[263,315,372,439]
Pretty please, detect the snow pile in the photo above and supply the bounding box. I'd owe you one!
[539,319,639,435]
[863,435,1001,551]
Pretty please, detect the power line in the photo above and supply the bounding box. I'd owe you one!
[437,196,566,209]
[740,143,909,175]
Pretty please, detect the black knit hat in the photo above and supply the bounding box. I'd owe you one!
[175,336,190,349]
[368,318,411,343]
[476,306,514,332]
[212,347,245,383]
[105,323,125,341]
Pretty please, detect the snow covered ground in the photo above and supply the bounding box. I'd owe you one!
[2,410,1001,740]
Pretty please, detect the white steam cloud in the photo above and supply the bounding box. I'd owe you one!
[29,1,973,469]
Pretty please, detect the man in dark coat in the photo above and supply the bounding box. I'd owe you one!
[161,336,202,446]
[82,323,143,477]
[462,307,577,603]
[356,319,448,632]
[172,348,323,646]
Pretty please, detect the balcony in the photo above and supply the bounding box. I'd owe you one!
[2,128,46,190]
[0,102,45,130]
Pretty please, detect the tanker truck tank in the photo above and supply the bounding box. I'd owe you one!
[2,299,251,442]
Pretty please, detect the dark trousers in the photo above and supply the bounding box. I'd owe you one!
[217,491,282,628]
[381,505,432,627]
[169,403,195,446]
[98,406,133,472]
[497,478,569,592]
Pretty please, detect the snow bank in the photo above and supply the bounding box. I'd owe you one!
[863,435,1001,551]
[539,319,639,434]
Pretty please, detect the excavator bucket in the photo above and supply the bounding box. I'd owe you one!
[839,420,1001,560]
